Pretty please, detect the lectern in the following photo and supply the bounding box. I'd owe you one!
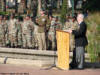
[56,30,70,70]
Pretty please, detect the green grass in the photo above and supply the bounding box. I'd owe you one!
[0,11,9,15]
[85,12,100,62]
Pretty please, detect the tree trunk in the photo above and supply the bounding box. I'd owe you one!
[15,0,18,13]
[57,0,61,9]
[27,0,32,9]
[21,0,27,9]
[60,0,68,24]
[41,0,47,10]
[3,0,6,12]
[25,0,28,9]
[18,0,26,13]
[0,0,2,11]
[31,0,38,19]
[1,0,4,12]
[38,0,41,15]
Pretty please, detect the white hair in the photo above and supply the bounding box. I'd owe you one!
[78,14,84,19]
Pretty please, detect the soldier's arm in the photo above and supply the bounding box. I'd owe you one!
[46,19,51,31]
[29,22,34,30]
[20,22,23,32]
[8,22,10,33]
[35,17,40,25]
[15,20,18,28]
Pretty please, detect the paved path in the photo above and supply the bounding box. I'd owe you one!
[0,64,100,75]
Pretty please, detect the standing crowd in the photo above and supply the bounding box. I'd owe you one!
[0,10,82,51]
[0,10,62,50]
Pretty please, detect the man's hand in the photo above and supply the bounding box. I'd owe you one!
[63,30,72,33]
[68,30,72,33]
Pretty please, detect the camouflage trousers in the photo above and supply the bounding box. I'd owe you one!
[0,34,4,47]
[48,34,56,50]
[22,34,32,48]
[9,34,17,47]
[32,33,38,48]
[3,33,9,46]
[17,32,23,47]
[70,34,75,51]
[0,32,9,47]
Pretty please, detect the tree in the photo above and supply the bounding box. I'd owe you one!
[38,0,42,15]
[83,0,100,11]
[0,0,6,12]
[60,0,68,25]
[15,0,18,13]
[57,0,61,9]
[41,0,47,10]
[3,0,6,12]
[25,0,28,9]
[18,0,26,13]
[31,0,38,19]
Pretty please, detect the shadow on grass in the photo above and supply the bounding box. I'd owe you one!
[85,62,100,69]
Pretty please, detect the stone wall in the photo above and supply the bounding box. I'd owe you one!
[0,47,90,67]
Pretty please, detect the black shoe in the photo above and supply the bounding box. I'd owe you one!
[70,62,77,69]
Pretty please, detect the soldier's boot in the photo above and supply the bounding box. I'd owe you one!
[22,42,27,49]
[52,41,55,50]
[27,42,32,49]
[32,40,35,49]
[22,35,27,49]
[14,42,18,48]
[10,42,14,48]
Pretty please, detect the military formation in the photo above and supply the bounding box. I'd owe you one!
[0,10,78,51]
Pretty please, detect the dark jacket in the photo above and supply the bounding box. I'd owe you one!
[72,21,88,47]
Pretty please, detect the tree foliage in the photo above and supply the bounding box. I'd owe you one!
[60,0,67,24]
[83,0,100,11]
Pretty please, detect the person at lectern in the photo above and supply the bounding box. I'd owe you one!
[68,14,88,70]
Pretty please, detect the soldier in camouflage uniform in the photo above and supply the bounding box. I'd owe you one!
[0,15,4,47]
[8,14,18,48]
[16,17,23,48]
[36,10,48,50]
[55,17,62,30]
[22,15,34,49]
[2,15,9,47]
[48,17,56,50]
[63,16,79,51]
[46,16,52,49]
[50,16,62,50]
[70,17,79,51]
[30,17,35,49]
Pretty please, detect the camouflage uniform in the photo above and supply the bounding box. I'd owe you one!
[29,19,35,48]
[48,19,56,50]
[36,15,48,50]
[22,19,34,48]
[46,18,51,49]
[8,19,18,47]
[16,21,23,47]
[2,20,9,46]
[55,21,62,30]
[48,18,61,50]
[0,21,3,46]
[63,19,79,51]
[33,24,39,49]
